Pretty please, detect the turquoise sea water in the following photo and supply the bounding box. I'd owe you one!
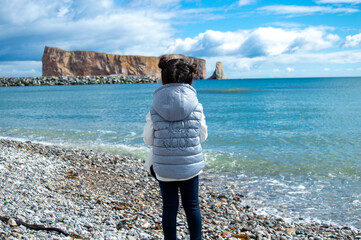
[1,77,360,229]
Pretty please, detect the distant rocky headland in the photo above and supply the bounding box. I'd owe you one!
[0,47,227,87]
[42,46,207,80]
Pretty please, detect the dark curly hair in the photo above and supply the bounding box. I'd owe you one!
[158,56,197,85]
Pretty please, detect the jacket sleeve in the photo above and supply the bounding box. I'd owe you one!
[143,112,154,146]
[199,106,208,143]
[144,152,153,171]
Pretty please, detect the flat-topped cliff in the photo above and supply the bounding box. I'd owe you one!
[42,46,206,79]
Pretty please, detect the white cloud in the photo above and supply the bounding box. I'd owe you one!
[204,49,361,78]
[239,0,256,7]
[0,0,187,61]
[167,30,249,56]
[324,67,330,71]
[167,25,354,77]
[269,22,306,28]
[267,49,361,64]
[0,0,227,63]
[286,67,295,72]
[316,0,361,4]
[127,0,181,8]
[0,0,60,25]
[258,5,359,15]
[167,27,340,57]
[0,61,42,77]
[204,56,266,78]
[342,33,361,47]
[1,0,361,78]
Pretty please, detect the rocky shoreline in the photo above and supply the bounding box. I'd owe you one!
[0,138,359,240]
[0,75,157,87]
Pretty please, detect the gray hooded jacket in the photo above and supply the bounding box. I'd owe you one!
[150,83,204,179]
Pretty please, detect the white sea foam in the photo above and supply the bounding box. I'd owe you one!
[97,130,116,134]
[73,142,151,159]
[0,136,57,147]
[288,191,309,195]
[352,200,361,207]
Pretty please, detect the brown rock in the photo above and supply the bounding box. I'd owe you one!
[221,231,232,238]
[208,61,226,79]
[232,233,249,239]
[286,227,296,235]
[42,46,206,80]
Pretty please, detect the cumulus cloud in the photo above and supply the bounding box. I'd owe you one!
[167,27,340,58]
[342,33,361,47]
[0,0,182,61]
[167,26,360,78]
[1,0,360,78]
[258,5,359,15]
[167,30,249,56]
[203,49,361,78]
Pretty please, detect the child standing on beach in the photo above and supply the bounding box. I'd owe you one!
[143,55,208,240]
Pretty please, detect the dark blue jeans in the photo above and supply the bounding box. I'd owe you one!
[158,175,202,240]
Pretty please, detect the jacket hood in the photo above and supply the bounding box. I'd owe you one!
[153,83,198,121]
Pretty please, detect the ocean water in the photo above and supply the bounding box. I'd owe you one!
[0,77,360,229]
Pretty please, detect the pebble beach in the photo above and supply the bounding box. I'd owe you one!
[0,138,360,240]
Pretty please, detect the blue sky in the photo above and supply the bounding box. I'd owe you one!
[1,0,361,78]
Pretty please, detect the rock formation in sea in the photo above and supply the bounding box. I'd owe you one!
[208,61,226,79]
[42,46,206,79]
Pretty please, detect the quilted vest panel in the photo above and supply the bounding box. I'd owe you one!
[151,104,204,179]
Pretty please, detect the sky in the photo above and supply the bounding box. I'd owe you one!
[0,0,361,79]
